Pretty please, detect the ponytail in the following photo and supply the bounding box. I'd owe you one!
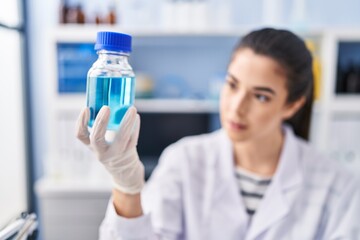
[285,84,314,140]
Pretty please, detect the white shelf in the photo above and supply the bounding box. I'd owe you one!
[35,178,112,196]
[53,24,241,42]
[55,94,86,112]
[135,98,218,113]
[54,95,219,113]
[331,95,360,114]
[52,24,327,42]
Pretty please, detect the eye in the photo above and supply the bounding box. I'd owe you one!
[226,80,237,90]
[255,94,270,103]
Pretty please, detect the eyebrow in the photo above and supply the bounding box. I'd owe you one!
[227,73,276,96]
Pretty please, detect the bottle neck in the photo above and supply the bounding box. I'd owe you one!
[97,49,130,64]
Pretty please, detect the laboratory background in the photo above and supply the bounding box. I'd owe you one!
[1,0,360,239]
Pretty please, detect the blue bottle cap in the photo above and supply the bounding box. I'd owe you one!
[94,31,132,52]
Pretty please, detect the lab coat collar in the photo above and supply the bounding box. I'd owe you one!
[207,125,304,239]
[246,125,304,239]
[202,129,249,236]
[274,125,304,191]
[216,125,303,189]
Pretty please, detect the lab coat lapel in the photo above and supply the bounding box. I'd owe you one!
[202,130,248,237]
[246,126,303,240]
[246,178,289,240]
[202,156,216,222]
[217,129,249,222]
[202,129,234,220]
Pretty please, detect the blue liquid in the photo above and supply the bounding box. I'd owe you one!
[86,76,135,130]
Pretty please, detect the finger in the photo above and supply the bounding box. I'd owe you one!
[127,113,140,149]
[112,106,137,152]
[75,107,90,145]
[90,106,110,153]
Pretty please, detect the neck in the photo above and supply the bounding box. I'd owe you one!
[233,127,284,177]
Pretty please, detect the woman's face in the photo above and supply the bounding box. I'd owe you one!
[220,48,303,143]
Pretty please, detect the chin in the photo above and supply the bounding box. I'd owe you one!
[225,127,251,143]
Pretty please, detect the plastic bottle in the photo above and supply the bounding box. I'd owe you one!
[107,6,117,25]
[86,31,135,130]
[76,4,85,24]
[59,0,69,24]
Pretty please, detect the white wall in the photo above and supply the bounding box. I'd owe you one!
[0,28,27,228]
[27,0,58,181]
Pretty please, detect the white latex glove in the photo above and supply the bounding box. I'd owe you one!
[76,106,145,194]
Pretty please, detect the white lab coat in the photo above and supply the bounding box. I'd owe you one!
[99,126,360,240]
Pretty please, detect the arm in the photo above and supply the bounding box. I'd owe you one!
[112,190,143,218]
[76,107,146,219]
[76,107,184,239]
[99,145,185,240]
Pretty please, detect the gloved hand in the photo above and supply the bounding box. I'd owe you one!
[76,106,145,194]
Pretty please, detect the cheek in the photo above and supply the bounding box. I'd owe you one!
[251,104,284,128]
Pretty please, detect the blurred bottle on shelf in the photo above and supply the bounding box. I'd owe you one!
[63,2,86,24]
[344,61,360,93]
[135,73,154,98]
[76,5,85,24]
[95,13,102,24]
[65,5,77,24]
[106,5,117,25]
[94,5,117,25]
[59,0,69,24]
[59,0,117,25]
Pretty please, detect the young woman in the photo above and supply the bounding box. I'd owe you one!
[76,28,360,239]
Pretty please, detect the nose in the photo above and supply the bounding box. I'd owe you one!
[230,91,249,115]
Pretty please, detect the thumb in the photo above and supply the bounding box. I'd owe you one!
[112,107,137,153]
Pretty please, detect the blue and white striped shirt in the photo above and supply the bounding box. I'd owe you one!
[235,167,272,216]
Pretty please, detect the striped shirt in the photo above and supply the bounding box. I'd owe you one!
[235,167,272,216]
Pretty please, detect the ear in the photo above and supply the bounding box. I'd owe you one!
[282,96,306,120]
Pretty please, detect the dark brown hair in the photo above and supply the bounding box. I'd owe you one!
[232,28,314,140]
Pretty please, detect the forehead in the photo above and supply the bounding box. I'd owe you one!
[228,48,287,89]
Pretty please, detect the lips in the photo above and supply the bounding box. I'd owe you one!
[228,120,248,130]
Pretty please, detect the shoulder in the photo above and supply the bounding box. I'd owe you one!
[297,137,351,179]
[295,136,359,203]
[290,137,360,237]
